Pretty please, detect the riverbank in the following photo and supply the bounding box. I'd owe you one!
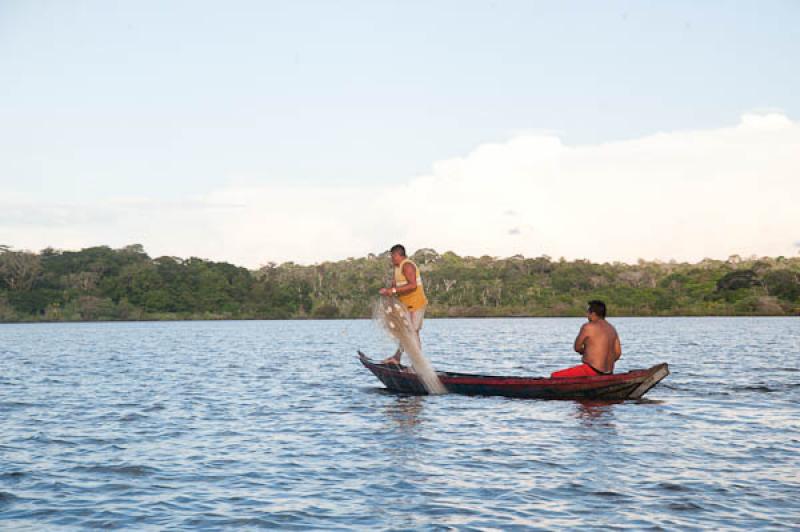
[2,245,798,322]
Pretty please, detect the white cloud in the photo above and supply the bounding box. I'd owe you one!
[2,113,799,267]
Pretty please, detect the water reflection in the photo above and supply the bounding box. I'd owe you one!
[378,396,427,468]
[384,396,424,433]
[573,400,620,427]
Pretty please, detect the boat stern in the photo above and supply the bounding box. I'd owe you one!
[626,363,670,399]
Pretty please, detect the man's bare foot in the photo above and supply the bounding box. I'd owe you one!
[381,349,403,365]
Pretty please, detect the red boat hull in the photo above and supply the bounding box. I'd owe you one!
[358,352,669,400]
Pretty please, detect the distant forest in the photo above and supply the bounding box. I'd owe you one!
[0,244,798,322]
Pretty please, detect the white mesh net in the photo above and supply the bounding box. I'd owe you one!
[373,296,446,395]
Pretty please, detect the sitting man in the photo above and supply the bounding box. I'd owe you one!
[552,300,621,378]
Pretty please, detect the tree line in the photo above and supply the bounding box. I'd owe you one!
[0,244,798,322]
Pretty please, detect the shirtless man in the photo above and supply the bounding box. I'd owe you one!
[551,300,621,378]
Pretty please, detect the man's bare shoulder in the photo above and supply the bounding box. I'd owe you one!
[582,321,598,333]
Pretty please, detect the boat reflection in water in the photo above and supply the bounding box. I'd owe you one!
[574,399,619,423]
[384,395,424,432]
[573,398,664,429]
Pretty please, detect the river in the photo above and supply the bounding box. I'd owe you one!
[1,317,798,529]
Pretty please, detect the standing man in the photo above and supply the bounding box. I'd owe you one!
[551,300,622,377]
[379,244,428,364]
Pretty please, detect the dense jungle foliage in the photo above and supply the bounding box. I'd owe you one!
[0,244,798,322]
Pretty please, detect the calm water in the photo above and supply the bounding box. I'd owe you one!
[1,317,798,530]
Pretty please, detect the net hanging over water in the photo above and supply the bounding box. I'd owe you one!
[374,296,447,395]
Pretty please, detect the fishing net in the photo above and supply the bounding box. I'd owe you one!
[373,296,446,395]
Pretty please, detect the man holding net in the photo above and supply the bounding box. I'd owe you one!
[379,244,428,364]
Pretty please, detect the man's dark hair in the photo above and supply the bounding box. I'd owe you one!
[588,300,607,318]
[390,244,407,256]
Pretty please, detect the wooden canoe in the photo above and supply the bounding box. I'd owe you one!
[358,351,669,400]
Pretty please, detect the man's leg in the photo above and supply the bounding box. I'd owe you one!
[410,307,426,350]
[382,346,403,364]
[382,306,426,364]
[551,363,601,378]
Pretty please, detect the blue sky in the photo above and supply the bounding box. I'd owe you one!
[1,1,799,264]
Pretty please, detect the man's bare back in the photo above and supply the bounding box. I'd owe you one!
[574,317,621,374]
[550,300,622,378]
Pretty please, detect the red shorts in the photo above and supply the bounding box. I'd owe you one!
[551,363,605,378]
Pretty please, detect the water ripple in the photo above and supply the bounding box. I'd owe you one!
[0,317,798,529]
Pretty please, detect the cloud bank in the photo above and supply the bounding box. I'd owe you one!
[3,113,799,267]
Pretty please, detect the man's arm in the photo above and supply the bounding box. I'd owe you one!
[574,324,589,355]
[613,335,622,361]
